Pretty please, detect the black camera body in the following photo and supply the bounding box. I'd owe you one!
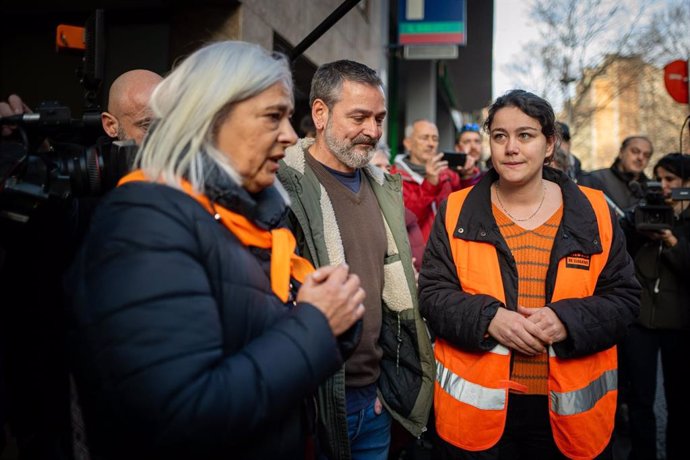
[0,102,137,224]
[633,181,674,231]
[0,9,115,224]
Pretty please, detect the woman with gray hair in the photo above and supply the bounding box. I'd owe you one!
[67,40,365,459]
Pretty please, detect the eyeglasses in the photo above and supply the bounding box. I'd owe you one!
[460,123,480,133]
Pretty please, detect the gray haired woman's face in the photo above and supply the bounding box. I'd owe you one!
[215,82,297,193]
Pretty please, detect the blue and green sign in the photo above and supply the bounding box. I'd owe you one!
[398,0,466,45]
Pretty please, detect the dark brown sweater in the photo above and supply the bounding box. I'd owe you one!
[307,153,387,387]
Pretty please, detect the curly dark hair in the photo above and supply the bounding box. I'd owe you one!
[654,153,690,181]
[483,90,558,140]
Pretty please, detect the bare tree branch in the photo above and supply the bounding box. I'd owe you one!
[505,0,678,132]
[503,0,690,167]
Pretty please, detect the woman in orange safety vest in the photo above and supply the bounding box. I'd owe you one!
[418,89,640,460]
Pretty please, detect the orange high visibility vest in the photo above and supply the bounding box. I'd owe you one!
[435,186,617,460]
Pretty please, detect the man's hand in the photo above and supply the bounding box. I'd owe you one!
[0,94,32,137]
[424,152,448,186]
[374,397,383,415]
[518,306,567,344]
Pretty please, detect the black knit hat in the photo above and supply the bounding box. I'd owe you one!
[654,153,690,180]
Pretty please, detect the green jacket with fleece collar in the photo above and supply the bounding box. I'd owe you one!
[277,138,434,460]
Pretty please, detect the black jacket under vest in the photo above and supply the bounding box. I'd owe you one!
[419,167,641,359]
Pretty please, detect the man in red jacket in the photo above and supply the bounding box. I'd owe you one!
[391,119,460,241]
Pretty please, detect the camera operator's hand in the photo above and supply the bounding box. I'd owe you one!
[644,229,678,248]
[0,94,32,137]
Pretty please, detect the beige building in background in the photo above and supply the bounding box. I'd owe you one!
[570,55,689,174]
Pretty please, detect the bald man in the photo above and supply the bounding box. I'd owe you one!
[101,69,162,146]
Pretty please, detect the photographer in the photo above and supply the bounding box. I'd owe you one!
[1,95,77,460]
[0,70,160,458]
[622,152,690,460]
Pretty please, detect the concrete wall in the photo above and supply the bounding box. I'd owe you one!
[0,1,388,117]
[240,0,387,74]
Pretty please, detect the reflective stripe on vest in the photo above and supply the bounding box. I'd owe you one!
[436,344,510,411]
[435,185,617,459]
[551,367,617,416]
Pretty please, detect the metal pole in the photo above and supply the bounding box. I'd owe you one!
[686,57,689,152]
[289,0,362,62]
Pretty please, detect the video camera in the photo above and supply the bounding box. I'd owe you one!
[0,107,136,223]
[0,10,135,224]
[632,180,675,231]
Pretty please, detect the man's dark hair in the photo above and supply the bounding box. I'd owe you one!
[309,60,382,108]
[299,114,316,137]
[483,89,558,141]
[557,121,570,142]
[620,135,653,156]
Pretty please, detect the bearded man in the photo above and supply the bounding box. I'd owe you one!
[277,60,433,460]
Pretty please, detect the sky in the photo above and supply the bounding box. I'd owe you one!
[491,0,679,104]
[492,0,540,100]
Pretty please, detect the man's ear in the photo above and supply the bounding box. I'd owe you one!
[545,135,556,159]
[312,99,329,131]
[403,136,412,153]
[101,112,119,138]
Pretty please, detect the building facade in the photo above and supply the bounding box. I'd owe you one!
[570,55,689,172]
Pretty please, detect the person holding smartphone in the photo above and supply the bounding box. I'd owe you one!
[391,119,461,241]
[453,122,486,188]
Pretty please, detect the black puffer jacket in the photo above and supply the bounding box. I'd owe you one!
[66,170,343,460]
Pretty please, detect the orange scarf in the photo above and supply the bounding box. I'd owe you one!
[119,170,314,302]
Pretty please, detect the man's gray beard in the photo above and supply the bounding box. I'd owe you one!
[116,125,128,142]
[324,119,375,169]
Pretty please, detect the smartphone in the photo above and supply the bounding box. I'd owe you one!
[442,151,467,169]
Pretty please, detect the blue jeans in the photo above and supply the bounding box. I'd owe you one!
[347,398,392,460]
